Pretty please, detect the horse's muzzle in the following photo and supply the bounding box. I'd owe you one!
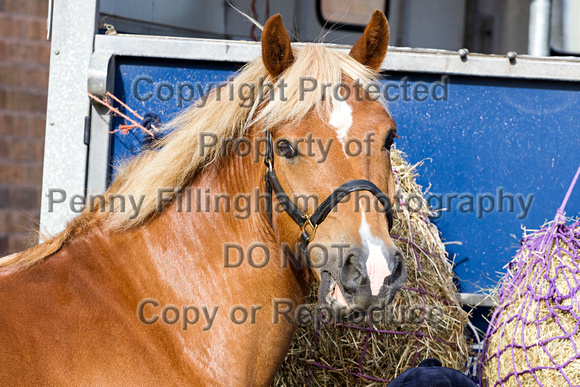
[318,245,407,317]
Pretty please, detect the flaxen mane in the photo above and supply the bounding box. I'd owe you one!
[0,44,380,272]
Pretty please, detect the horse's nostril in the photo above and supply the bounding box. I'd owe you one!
[340,254,365,293]
[388,249,407,289]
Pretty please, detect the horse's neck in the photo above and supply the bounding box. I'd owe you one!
[17,136,308,382]
[126,143,285,302]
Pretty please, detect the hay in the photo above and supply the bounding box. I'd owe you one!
[274,147,470,385]
[481,220,580,387]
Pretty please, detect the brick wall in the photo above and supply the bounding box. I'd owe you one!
[0,0,50,255]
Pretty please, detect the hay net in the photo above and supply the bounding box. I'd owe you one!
[275,147,470,385]
[480,166,580,387]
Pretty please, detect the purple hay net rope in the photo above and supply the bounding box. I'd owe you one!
[479,166,580,387]
[298,171,460,385]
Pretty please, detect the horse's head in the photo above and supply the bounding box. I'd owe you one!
[260,11,406,316]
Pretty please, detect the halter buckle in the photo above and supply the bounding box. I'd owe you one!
[266,159,273,172]
[301,215,318,242]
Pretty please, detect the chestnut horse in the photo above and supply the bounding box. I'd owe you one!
[0,11,405,385]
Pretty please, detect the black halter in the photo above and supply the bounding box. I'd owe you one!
[264,131,394,275]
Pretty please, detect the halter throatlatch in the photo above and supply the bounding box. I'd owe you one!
[264,131,394,275]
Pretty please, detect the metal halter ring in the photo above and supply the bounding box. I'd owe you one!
[300,215,318,242]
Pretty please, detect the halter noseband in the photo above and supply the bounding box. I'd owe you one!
[263,131,394,275]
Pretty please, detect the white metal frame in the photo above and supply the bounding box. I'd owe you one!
[40,0,99,238]
[86,34,580,195]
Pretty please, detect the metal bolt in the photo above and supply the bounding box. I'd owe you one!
[458,48,469,61]
[54,49,60,55]
[507,51,517,64]
[50,121,55,126]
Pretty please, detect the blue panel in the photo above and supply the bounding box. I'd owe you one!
[386,73,580,293]
[110,58,580,293]
[111,58,239,183]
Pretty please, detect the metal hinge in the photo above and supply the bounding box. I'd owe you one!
[46,0,54,40]
[84,116,91,146]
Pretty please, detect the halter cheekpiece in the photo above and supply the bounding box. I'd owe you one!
[263,130,394,275]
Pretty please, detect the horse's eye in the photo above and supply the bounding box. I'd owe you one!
[384,131,397,151]
[277,140,298,159]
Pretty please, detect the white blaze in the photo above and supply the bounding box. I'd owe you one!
[359,209,391,296]
[329,100,353,151]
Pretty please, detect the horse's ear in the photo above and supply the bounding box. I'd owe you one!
[261,14,294,78]
[349,10,389,70]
